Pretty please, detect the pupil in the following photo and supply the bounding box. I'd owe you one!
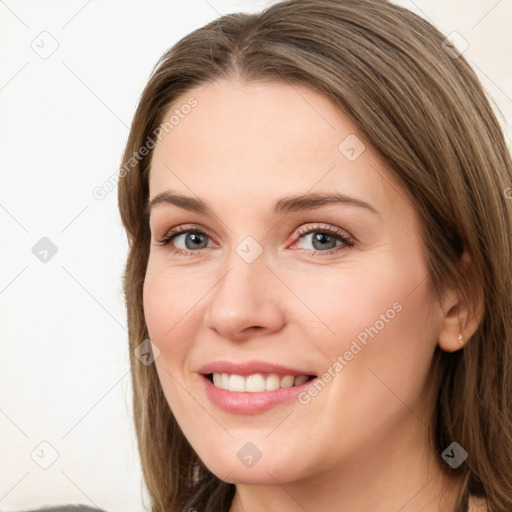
[186,232,207,249]
[313,233,336,250]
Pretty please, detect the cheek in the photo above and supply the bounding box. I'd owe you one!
[317,258,439,423]
[295,245,439,386]
[143,265,169,342]
[290,256,433,346]
[142,261,203,364]
[143,267,217,450]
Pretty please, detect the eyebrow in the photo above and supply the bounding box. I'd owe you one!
[145,190,379,217]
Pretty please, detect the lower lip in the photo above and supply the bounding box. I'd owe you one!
[200,374,317,414]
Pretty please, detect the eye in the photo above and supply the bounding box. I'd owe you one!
[154,222,354,257]
[154,224,216,256]
[290,223,354,256]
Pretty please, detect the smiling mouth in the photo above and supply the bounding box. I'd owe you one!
[205,372,316,392]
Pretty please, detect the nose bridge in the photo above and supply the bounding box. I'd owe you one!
[203,239,285,338]
[212,240,270,314]
[217,230,270,295]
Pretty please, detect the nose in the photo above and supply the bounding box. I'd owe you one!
[203,251,286,342]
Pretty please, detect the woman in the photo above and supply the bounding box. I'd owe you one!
[117,0,512,510]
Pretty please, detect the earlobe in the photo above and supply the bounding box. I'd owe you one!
[438,299,469,352]
[437,253,484,353]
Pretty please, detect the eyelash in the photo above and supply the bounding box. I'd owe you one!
[154,223,354,257]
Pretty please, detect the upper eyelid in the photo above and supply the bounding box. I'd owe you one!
[160,223,215,239]
[158,222,344,235]
[295,223,351,237]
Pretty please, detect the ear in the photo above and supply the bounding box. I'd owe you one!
[437,251,484,352]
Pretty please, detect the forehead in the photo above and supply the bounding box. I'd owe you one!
[148,79,399,214]
[152,79,354,165]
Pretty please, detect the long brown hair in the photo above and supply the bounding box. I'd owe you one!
[117,1,512,510]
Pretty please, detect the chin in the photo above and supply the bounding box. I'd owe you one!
[191,437,309,485]
[208,458,301,485]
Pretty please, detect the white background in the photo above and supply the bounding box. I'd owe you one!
[0,0,510,510]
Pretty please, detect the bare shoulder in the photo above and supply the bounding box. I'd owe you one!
[468,495,489,512]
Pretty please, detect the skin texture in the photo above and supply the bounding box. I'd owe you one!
[143,79,480,512]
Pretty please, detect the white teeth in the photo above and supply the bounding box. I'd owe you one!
[280,375,295,388]
[228,374,245,392]
[211,372,312,392]
[294,375,309,386]
[246,373,266,392]
[265,374,280,391]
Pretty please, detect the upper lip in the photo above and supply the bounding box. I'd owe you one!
[198,360,317,377]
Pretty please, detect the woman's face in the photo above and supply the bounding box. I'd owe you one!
[144,79,442,485]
